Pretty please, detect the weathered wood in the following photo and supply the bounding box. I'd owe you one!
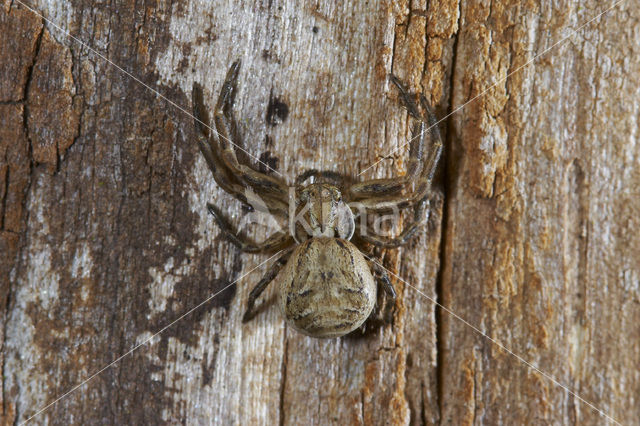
[1,0,638,424]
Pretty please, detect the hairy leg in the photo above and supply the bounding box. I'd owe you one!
[207,203,293,253]
[213,62,289,199]
[371,260,397,324]
[193,81,289,216]
[349,77,443,213]
[243,250,292,322]
[357,198,430,248]
[193,82,254,205]
[348,76,431,200]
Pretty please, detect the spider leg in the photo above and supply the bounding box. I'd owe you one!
[370,260,396,324]
[213,61,289,199]
[243,249,292,322]
[193,80,289,216]
[349,76,429,200]
[373,262,396,299]
[355,98,441,213]
[193,82,255,206]
[207,203,293,253]
[358,198,430,248]
[349,78,443,213]
[348,121,424,199]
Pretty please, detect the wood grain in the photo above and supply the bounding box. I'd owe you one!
[1,0,638,424]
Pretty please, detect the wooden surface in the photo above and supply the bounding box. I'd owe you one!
[1,0,639,424]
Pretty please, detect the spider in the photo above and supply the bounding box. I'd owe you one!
[192,61,442,338]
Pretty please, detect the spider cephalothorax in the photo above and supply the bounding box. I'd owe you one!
[193,61,442,338]
[292,183,354,242]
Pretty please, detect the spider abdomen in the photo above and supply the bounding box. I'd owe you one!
[278,237,376,338]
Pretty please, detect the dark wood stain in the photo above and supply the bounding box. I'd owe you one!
[266,90,289,126]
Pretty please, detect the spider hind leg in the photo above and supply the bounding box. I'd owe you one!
[242,250,292,322]
[372,261,396,324]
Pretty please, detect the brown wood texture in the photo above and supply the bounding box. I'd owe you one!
[1,0,639,424]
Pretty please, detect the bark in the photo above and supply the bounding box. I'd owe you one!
[1,0,639,424]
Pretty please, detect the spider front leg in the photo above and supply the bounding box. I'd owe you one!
[193,82,255,208]
[349,77,443,215]
[207,203,293,253]
[349,76,434,200]
[193,80,289,216]
[213,61,289,199]
[356,95,442,213]
[243,249,292,322]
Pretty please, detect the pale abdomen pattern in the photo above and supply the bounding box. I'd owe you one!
[278,238,376,338]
